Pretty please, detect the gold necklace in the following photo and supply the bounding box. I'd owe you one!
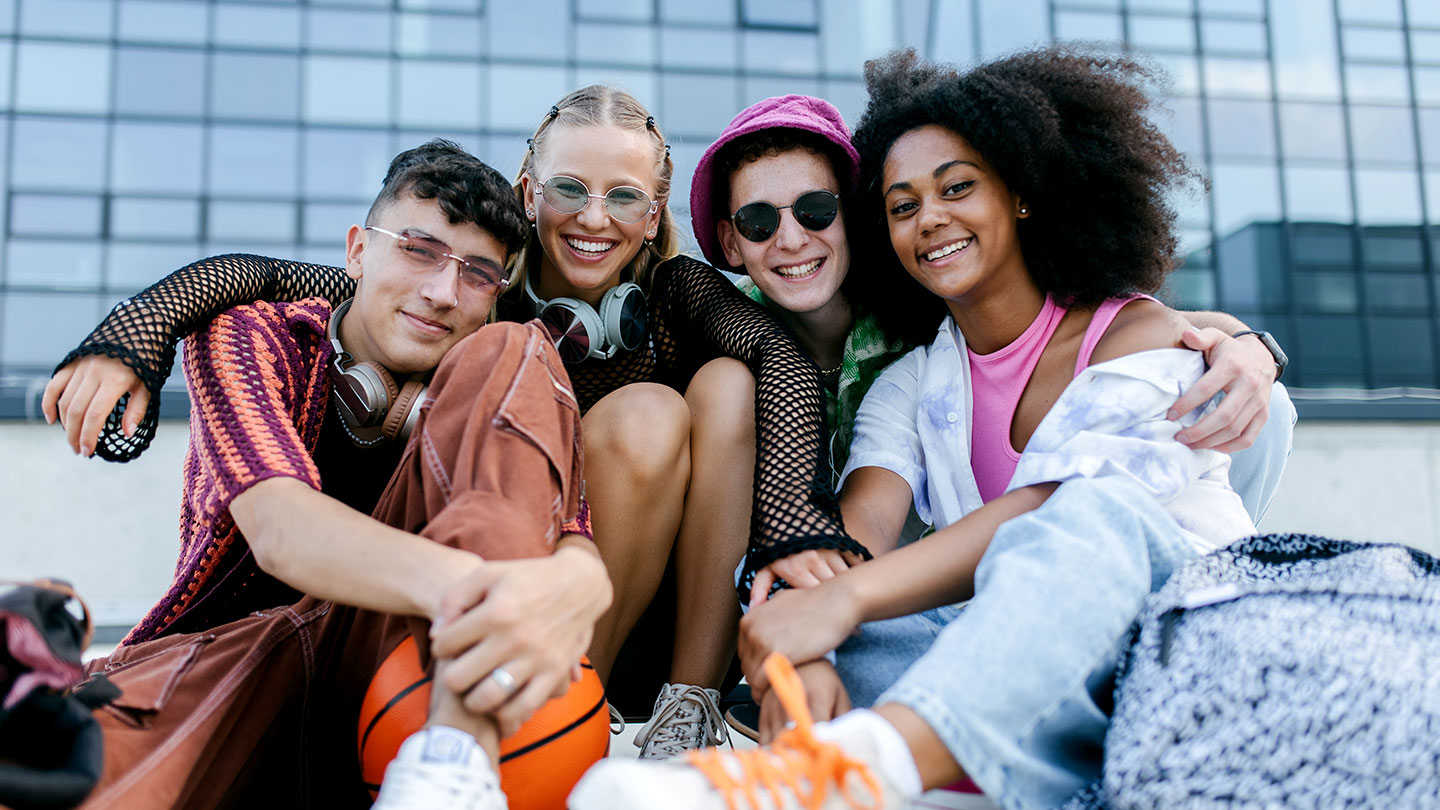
[820,362,842,376]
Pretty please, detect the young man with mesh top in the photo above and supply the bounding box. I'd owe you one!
[41,140,611,810]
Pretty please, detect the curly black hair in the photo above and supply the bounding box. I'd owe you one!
[850,47,1202,346]
[368,138,529,254]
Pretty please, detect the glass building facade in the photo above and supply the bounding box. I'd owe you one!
[1,0,1439,411]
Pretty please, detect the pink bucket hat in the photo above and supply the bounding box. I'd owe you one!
[689,95,861,270]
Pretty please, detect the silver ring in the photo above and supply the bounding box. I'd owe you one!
[489,666,517,695]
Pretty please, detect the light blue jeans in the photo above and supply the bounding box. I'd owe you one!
[833,385,1296,809]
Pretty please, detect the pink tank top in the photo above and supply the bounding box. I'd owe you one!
[968,295,1147,502]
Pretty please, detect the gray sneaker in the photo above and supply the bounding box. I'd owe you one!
[632,682,730,759]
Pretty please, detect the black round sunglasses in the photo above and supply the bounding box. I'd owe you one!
[730,190,840,243]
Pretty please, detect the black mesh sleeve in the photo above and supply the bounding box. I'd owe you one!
[647,256,871,600]
[54,254,353,462]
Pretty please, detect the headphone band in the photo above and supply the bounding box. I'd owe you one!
[326,298,428,446]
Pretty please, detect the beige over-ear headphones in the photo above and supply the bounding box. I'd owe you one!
[326,299,428,446]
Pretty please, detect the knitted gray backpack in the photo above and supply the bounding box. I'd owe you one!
[1068,533,1440,810]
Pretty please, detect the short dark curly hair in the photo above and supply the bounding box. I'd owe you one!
[368,138,529,255]
[850,47,1202,345]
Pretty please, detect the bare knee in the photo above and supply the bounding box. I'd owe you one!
[584,382,691,485]
[686,358,755,444]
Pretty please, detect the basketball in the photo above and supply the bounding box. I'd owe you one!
[358,636,610,810]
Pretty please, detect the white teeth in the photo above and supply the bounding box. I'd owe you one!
[774,259,821,278]
[924,238,971,261]
[566,238,615,254]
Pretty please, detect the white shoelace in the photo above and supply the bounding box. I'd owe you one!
[633,683,731,759]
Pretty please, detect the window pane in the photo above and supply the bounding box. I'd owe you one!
[118,1,208,44]
[399,0,479,11]
[744,76,820,108]
[106,244,203,291]
[1212,162,1281,235]
[1199,0,1261,14]
[305,57,391,125]
[7,241,102,289]
[1130,15,1195,52]
[1295,273,1359,314]
[1368,317,1434,385]
[660,27,738,70]
[1201,20,1266,55]
[213,4,302,49]
[661,0,736,25]
[661,73,738,136]
[308,8,392,53]
[978,0,1047,58]
[1207,99,1275,158]
[21,0,112,39]
[16,43,111,114]
[212,53,301,121]
[1204,57,1271,98]
[1354,168,1422,224]
[1345,64,1411,103]
[111,123,204,194]
[116,48,205,117]
[1427,170,1440,222]
[303,129,393,199]
[744,31,818,75]
[1279,102,1349,161]
[1270,0,1341,99]
[741,0,817,28]
[1410,0,1440,26]
[1291,224,1354,268]
[1055,11,1122,41]
[397,12,482,57]
[1284,167,1353,223]
[1349,105,1415,163]
[1338,0,1401,24]
[571,68,657,113]
[929,0,975,65]
[1343,26,1406,61]
[579,0,652,22]
[2,293,104,370]
[110,199,201,240]
[12,118,107,191]
[303,202,365,245]
[1414,31,1440,63]
[1154,53,1201,94]
[397,61,481,129]
[577,23,656,68]
[10,194,102,238]
[1154,97,1205,159]
[1413,67,1440,105]
[0,42,13,110]
[209,126,300,196]
[1421,108,1440,167]
[490,0,569,60]
[208,202,298,243]
[488,65,567,130]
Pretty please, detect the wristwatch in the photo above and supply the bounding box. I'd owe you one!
[1231,330,1288,382]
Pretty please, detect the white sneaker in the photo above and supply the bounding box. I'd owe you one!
[372,725,508,810]
[569,655,904,810]
[632,682,730,759]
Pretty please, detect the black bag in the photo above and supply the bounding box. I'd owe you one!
[1069,534,1440,810]
[0,580,119,810]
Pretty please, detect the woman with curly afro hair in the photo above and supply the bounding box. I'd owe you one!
[572,47,1274,810]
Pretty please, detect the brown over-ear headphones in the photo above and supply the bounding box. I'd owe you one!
[326,299,428,446]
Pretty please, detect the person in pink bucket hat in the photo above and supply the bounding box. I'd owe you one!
[685,93,1297,747]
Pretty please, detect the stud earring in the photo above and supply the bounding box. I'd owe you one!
[1018,204,1029,215]
[526,208,535,219]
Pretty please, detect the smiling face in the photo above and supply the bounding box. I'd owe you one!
[520,123,664,306]
[881,125,1032,315]
[717,148,850,318]
[341,193,509,376]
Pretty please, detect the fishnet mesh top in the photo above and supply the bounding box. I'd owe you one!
[58,253,868,597]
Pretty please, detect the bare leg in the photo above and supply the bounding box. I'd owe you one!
[671,358,755,688]
[583,383,693,683]
[874,703,965,790]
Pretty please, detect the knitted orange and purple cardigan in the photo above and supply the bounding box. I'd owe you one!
[126,299,590,645]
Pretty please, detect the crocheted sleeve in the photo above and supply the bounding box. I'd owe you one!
[648,256,871,600]
[54,254,353,462]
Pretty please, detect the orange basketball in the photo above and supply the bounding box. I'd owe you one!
[358,636,610,810]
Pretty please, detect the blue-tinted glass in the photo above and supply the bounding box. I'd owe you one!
[212,53,301,121]
[1,293,104,370]
[1291,225,1353,267]
[490,0,568,60]
[1216,223,1283,311]
[1410,0,1440,27]
[0,43,12,110]
[0,0,13,34]
[978,0,1047,58]
[481,135,527,183]
[304,129,392,199]
[661,0,736,25]
[398,61,481,129]
[1349,105,1416,163]
[1167,268,1217,310]
[208,202,298,243]
[1421,109,1440,166]
[744,76,820,108]
[661,73,738,135]
[1055,11,1122,41]
[741,0,816,28]
[1153,53,1201,94]
[7,241,103,289]
[1171,179,1209,228]
[1295,273,1359,314]
[118,1,208,44]
[821,79,865,127]
[396,12,481,57]
[1368,317,1434,385]
[572,69,657,112]
[21,0,111,38]
[1279,102,1348,160]
[307,8,392,53]
[820,1,898,75]
[1363,229,1424,268]
[1130,15,1195,52]
[929,0,976,65]
[1428,171,1440,222]
[744,30,818,75]
[1208,99,1276,158]
[115,48,205,117]
[579,0,651,22]
[661,27,737,70]
[1204,56,1271,97]
[1201,20,1266,54]
[1338,0,1400,24]
[109,199,200,240]
[10,195,102,238]
[12,118,107,191]
[106,244,202,291]
[16,43,111,114]
[1411,67,1440,104]
[1345,64,1411,103]
[577,23,656,67]
[214,4,302,49]
[488,65,567,130]
[305,57,391,125]
[210,126,300,196]
[1284,168,1353,223]
[111,123,203,194]
[1130,0,1192,11]
[1270,0,1341,99]
[1355,169,1422,224]
[1343,26,1406,61]
[1212,163,1281,235]
[1199,0,1260,14]
[303,203,365,245]
[312,0,389,7]
[1178,229,1214,267]
[400,0,479,9]
[1156,97,1205,159]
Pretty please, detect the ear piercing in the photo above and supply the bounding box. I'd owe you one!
[1018,205,1029,215]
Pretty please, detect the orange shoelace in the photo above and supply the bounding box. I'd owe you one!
[687,653,883,810]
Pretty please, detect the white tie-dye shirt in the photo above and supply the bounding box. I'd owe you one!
[840,317,1256,553]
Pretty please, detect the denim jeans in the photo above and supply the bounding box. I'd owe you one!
[1228,382,1297,525]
